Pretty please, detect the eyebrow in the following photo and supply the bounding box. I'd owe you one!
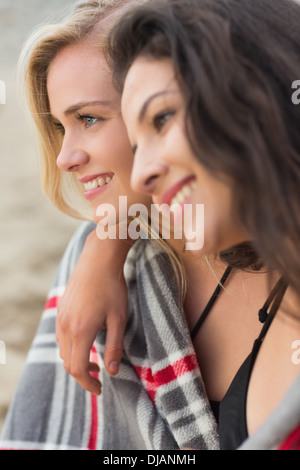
[138,90,178,123]
[64,99,114,116]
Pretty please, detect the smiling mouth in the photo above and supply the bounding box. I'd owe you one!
[169,179,196,213]
[83,174,113,191]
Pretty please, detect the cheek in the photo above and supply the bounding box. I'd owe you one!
[112,142,135,183]
[91,128,132,183]
[112,151,134,191]
[206,194,245,252]
[107,123,134,171]
[163,125,190,166]
[189,182,234,252]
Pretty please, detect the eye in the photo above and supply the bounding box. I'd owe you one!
[76,114,102,128]
[84,116,98,128]
[52,120,65,135]
[153,111,175,133]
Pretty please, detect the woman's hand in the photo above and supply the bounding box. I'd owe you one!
[56,230,130,395]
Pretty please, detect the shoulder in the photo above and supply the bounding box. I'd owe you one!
[66,221,96,252]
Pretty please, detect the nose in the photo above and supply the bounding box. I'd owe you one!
[56,134,89,172]
[130,146,168,195]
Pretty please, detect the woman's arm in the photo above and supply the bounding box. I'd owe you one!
[56,229,131,395]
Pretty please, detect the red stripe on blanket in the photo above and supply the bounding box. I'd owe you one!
[134,365,156,402]
[278,425,300,450]
[88,345,99,450]
[135,353,198,403]
[44,296,60,310]
[43,297,99,449]
[154,354,198,385]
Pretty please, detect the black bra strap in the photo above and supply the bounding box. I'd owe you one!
[256,277,288,341]
[191,265,233,341]
[247,277,288,386]
[258,277,287,323]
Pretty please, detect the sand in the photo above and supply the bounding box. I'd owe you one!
[0,0,81,434]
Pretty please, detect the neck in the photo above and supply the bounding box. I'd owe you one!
[280,286,300,323]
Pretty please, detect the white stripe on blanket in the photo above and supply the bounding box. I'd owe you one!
[1,222,220,450]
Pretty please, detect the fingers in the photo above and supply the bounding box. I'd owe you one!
[56,311,102,395]
[56,302,127,392]
[103,311,127,376]
[62,339,102,395]
[70,343,102,396]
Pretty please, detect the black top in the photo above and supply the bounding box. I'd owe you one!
[191,270,288,450]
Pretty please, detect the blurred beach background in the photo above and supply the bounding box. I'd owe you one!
[0,0,81,433]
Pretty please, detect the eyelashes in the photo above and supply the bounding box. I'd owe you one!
[51,113,104,135]
[152,110,176,133]
[52,120,65,135]
[75,113,103,128]
[130,109,176,156]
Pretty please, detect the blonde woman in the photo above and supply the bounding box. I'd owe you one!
[0,0,220,450]
[19,0,154,396]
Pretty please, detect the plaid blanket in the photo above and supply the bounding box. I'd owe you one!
[0,222,219,450]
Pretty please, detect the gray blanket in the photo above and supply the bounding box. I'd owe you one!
[1,222,299,450]
[0,222,219,450]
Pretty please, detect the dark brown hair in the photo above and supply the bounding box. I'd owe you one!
[107,0,300,289]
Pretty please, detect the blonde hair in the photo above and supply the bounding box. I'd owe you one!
[19,0,187,299]
[19,0,149,220]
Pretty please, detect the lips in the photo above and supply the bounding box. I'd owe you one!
[80,173,114,200]
[161,176,196,209]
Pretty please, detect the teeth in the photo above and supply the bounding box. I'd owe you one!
[83,176,112,191]
[182,185,192,197]
[85,181,93,191]
[170,181,195,212]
